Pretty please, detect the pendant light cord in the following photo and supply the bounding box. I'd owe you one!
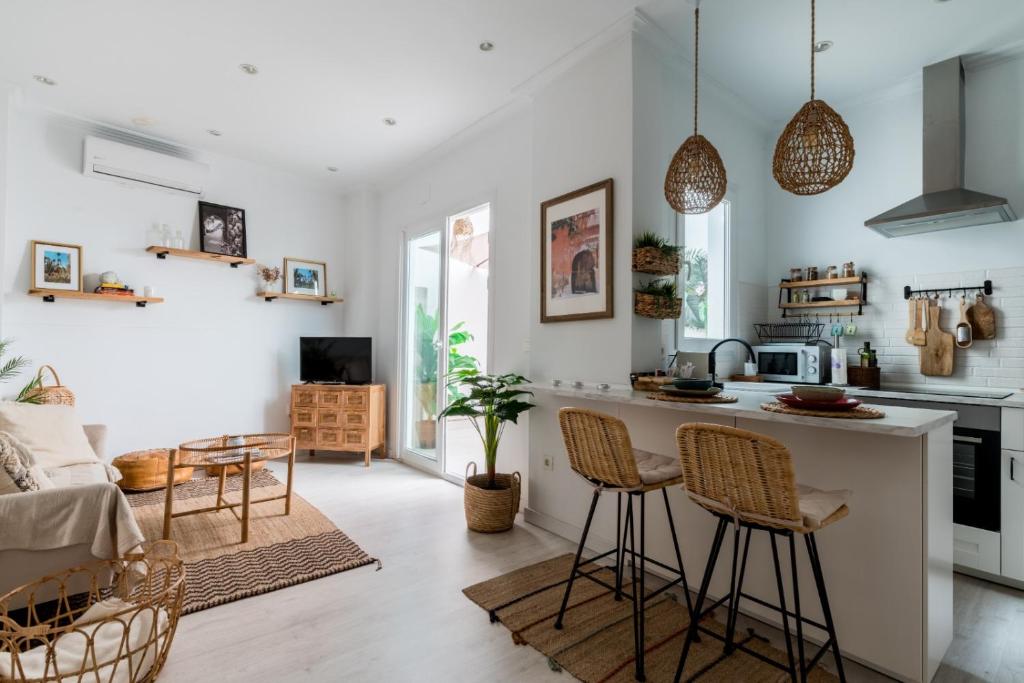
[810,0,816,101]
[693,6,700,137]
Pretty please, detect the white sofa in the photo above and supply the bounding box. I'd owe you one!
[0,424,145,600]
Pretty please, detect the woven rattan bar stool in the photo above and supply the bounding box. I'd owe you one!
[672,423,850,683]
[555,407,696,682]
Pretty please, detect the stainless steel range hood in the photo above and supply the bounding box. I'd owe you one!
[865,56,1016,238]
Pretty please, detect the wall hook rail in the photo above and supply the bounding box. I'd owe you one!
[903,279,992,300]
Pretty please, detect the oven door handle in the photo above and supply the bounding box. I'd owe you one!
[954,435,985,445]
[1013,456,1018,483]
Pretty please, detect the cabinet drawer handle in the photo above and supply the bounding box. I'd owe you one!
[1013,457,1018,483]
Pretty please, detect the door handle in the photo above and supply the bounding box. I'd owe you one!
[1013,457,1018,483]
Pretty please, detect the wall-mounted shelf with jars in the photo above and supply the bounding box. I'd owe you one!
[778,272,868,318]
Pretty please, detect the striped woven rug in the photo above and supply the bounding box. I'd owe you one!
[464,554,837,682]
[127,470,377,614]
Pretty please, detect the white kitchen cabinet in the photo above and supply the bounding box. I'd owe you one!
[955,523,1001,574]
[1003,408,1024,452]
[1001,448,1024,581]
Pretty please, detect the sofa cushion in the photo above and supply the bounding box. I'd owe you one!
[0,403,98,469]
[44,463,119,488]
[0,449,40,495]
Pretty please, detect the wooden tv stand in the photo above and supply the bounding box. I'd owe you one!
[289,384,386,467]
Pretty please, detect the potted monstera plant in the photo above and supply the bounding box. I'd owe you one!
[439,371,534,532]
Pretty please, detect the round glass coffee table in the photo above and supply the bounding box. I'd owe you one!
[161,433,296,544]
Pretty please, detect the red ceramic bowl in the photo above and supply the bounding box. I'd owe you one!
[775,393,862,411]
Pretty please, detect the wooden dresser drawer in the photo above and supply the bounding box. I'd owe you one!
[343,429,367,448]
[293,427,316,448]
[293,388,317,406]
[292,407,317,428]
[342,411,368,429]
[318,391,342,407]
[343,391,369,411]
[318,409,342,428]
[317,429,342,448]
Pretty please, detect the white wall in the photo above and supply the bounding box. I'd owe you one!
[373,104,533,478]
[764,57,1024,388]
[631,27,772,376]
[2,106,347,454]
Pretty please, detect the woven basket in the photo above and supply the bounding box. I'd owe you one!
[113,449,194,492]
[632,247,680,276]
[0,541,185,683]
[634,292,682,319]
[29,365,74,406]
[464,462,521,533]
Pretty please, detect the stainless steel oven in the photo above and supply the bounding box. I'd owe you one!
[753,342,831,385]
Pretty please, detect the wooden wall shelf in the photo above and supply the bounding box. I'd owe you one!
[779,275,863,289]
[146,246,254,267]
[779,299,862,310]
[258,292,342,306]
[778,272,868,318]
[28,290,164,308]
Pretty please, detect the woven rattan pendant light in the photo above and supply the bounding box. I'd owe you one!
[773,0,854,195]
[664,3,727,215]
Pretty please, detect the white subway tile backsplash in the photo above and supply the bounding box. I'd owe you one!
[761,266,1024,389]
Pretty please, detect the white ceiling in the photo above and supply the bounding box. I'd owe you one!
[1,1,1022,190]
[0,0,639,188]
[640,0,1024,125]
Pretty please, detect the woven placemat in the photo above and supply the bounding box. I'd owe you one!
[647,392,739,404]
[760,401,885,419]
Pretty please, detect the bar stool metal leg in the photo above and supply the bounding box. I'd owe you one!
[673,517,728,683]
[636,492,647,681]
[789,532,807,681]
[806,533,847,682]
[725,526,752,652]
[662,488,695,619]
[555,489,601,630]
[770,532,798,681]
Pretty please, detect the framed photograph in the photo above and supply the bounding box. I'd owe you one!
[31,241,83,292]
[198,201,247,258]
[540,178,613,322]
[284,257,327,297]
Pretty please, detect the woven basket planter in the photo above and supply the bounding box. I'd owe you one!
[634,292,682,319]
[464,462,521,533]
[632,247,680,276]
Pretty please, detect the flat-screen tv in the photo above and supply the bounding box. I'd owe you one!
[300,337,372,385]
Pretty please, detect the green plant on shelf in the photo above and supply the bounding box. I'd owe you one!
[633,230,681,256]
[636,278,679,300]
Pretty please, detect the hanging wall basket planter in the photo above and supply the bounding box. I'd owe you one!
[632,246,681,276]
[634,292,682,320]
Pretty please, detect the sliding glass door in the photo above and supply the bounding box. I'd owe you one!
[401,203,490,480]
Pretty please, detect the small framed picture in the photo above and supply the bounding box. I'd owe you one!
[284,257,327,297]
[31,241,83,292]
[198,201,247,258]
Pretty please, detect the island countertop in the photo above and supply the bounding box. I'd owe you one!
[531,382,957,438]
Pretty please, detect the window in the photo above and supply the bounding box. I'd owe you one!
[675,200,730,342]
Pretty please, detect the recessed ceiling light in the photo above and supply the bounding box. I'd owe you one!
[326,166,339,172]
[33,75,56,86]
[207,129,223,137]
[239,63,259,75]
[814,40,833,53]
[383,117,397,126]
[132,116,155,127]
[479,41,495,52]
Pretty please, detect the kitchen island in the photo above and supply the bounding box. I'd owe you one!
[526,383,956,682]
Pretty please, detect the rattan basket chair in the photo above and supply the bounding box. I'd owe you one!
[0,541,185,683]
[556,407,695,682]
[672,423,850,683]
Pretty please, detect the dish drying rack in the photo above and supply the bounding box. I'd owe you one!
[753,321,825,344]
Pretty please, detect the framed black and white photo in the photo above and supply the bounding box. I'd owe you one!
[284,257,327,297]
[31,240,83,293]
[198,201,247,258]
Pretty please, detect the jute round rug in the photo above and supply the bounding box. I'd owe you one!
[128,470,377,614]
[464,554,837,682]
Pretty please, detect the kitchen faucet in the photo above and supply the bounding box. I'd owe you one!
[707,338,757,384]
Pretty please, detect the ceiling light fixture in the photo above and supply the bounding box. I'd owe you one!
[207,129,223,137]
[239,63,259,75]
[773,0,855,196]
[326,166,339,172]
[33,75,56,86]
[664,2,727,215]
[132,116,155,127]
[814,40,833,52]
[382,117,397,126]
[479,41,495,52]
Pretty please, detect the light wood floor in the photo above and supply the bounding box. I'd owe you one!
[160,456,1024,682]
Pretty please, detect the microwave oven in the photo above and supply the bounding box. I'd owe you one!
[753,342,831,384]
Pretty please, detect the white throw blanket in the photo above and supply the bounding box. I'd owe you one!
[0,482,145,559]
[0,597,168,683]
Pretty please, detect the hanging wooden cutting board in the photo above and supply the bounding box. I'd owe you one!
[967,293,997,340]
[920,300,955,376]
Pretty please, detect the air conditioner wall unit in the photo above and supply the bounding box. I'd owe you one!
[82,136,208,197]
